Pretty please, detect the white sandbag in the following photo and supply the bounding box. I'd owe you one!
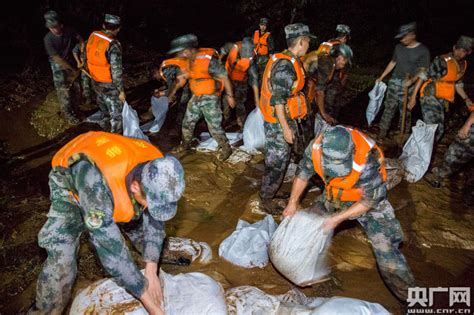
[399,120,437,182]
[225,286,390,315]
[140,96,169,133]
[166,236,212,264]
[161,271,227,315]
[85,110,103,123]
[269,210,331,286]
[366,81,387,126]
[197,132,242,152]
[242,107,265,152]
[219,215,277,268]
[122,101,149,141]
[70,270,227,315]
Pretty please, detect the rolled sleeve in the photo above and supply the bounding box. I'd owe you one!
[141,212,166,262]
[356,151,387,208]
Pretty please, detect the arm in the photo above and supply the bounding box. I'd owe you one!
[209,56,235,108]
[458,112,474,139]
[377,60,396,82]
[248,62,260,106]
[315,56,336,124]
[455,83,472,107]
[408,78,424,110]
[275,104,293,143]
[108,41,125,102]
[267,34,275,54]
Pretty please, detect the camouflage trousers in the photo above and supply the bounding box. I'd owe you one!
[81,71,93,104]
[433,124,474,178]
[260,122,292,199]
[379,78,413,135]
[182,94,229,148]
[32,169,149,314]
[223,80,248,128]
[315,198,416,301]
[420,95,448,142]
[50,62,80,119]
[93,81,123,133]
[175,84,192,126]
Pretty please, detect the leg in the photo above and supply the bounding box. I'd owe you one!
[92,82,110,130]
[420,95,446,143]
[260,122,291,200]
[378,78,403,137]
[104,88,123,134]
[81,72,93,104]
[357,200,416,301]
[181,96,203,144]
[51,63,78,123]
[201,95,232,160]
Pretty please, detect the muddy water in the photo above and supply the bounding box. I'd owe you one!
[1,81,473,314]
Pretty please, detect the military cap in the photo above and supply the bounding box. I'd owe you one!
[284,23,317,40]
[331,44,354,65]
[241,37,255,58]
[395,22,416,39]
[104,14,121,25]
[321,126,354,178]
[167,34,198,54]
[141,155,185,221]
[455,36,473,54]
[336,24,351,35]
[259,17,269,25]
[44,10,60,28]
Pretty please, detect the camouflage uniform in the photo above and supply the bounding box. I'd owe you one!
[161,64,191,125]
[297,139,416,301]
[86,31,124,133]
[260,50,301,200]
[379,77,414,135]
[181,55,230,149]
[420,54,465,142]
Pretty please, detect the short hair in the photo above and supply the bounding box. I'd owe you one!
[104,22,120,31]
[286,36,300,48]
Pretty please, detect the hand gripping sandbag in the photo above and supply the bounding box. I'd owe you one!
[218,215,277,268]
[366,81,387,126]
[122,101,150,141]
[140,96,169,134]
[399,120,437,182]
[269,210,331,286]
[242,107,265,152]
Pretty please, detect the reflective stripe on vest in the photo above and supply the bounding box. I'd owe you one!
[52,131,164,223]
[254,30,270,56]
[317,39,341,55]
[311,127,387,202]
[188,48,224,96]
[259,53,307,123]
[420,54,467,102]
[225,42,254,81]
[86,31,113,83]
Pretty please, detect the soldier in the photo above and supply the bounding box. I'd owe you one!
[258,23,315,214]
[221,37,260,130]
[408,36,473,142]
[29,131,185,315]
[283,125,416,302]
[253,17,275,82]
[168,34,235,161]
[376,22,430,138]
[43,10,84,124]
[84,14,125,133]
[317,24,351,55]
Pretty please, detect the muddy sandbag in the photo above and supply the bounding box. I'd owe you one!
[269,209,331,286]
[384,158,404,190]
[219,215,277,268]
[122,101,149,141]
[366,81,387,126]
[70,270,227,315]
[225,286,280,314]
[86,110,103,123]
[399,120,437,182]
[197,132,242,152]
[165,236,212,264]
[140,96,169,133]
[241,107,265,152]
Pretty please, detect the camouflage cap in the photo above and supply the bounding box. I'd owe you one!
[104,14,121,25]
[259,17,269,25]
[141,155,185,221]
[44,10,60,28]
[321,126,354,178]
[336,24,351,35]
[332,44,354,65]
[167,34,198,54]
[241,37,255,58]
[284,23,317,40]
[395,22,416,39]
[455,35,473,54]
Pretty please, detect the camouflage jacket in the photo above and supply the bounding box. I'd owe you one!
[268,50,300,106]
[420,53,465,96]
[314,54,345,92]
[296,139,387,209]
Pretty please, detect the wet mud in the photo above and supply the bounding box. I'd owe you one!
[0,74,473,315]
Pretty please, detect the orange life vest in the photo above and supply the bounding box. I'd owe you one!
[259,53,308,123]
[317,39,342,55]
[420,54,467,102]
[52,131,164,223]
[253,30,270,56]
[311,127,387,203]
[86,31,114,83]
[159,57,188,82]
[469,104,474,112]
[188,48,225,96]
[225,42,254,81]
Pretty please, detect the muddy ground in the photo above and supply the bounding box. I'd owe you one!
[0,70,473,314]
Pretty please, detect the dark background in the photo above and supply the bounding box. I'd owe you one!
[1,0,473,73]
